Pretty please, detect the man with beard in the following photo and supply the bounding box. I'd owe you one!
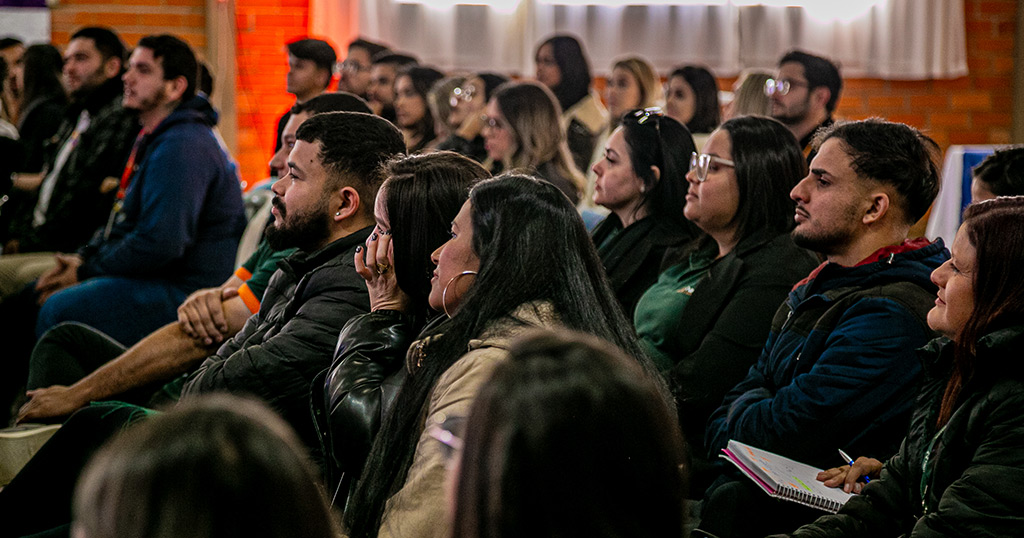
[696,119,950,538]
[765,50,842,161]
[0,112,404,538]
[366,52,417,124]
[17,93,373,424]
[0,27,137,298]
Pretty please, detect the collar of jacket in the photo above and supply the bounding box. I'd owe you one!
[792,237,948,303]
[277,225,374,279]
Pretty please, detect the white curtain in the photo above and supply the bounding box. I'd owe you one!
[337,0,967,79]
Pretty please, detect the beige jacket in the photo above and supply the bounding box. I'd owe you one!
[378,304,558,538]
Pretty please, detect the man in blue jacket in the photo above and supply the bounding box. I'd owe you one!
[30,34,245,345]
[697,119,949,538]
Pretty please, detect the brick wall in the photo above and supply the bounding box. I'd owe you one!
[50,0,206,53]
[822,0,1016,148]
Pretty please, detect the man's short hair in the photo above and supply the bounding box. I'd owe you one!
[371,51,418,68]
[198,62,213,97]
[286,38,337,73]
[0,37,23,50]
[71,27,126,65]
[972,147,1024,197]
[294,111,406,215]
[779,50,842,114]
[814,118,940,224]
[137,34,198,103]
[292,91,372,116]
[348,38,388,59]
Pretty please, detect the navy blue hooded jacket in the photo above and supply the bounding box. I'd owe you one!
[706,239,950,470]
[77,96,245,291]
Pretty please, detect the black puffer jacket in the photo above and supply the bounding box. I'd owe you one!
[784,324,1024,537]
[181,228,372,452]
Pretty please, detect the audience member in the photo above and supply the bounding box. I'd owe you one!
[343,174,656,538]
[17,93,371,425]
[779,197,1024,537]
[14,44,67,176]
[534,34,607,173]
[0,37,24,126]
[724,68,773,119]
[448,330,687,538]
[970,146,1024,202]
[0,57,19,185]
[435,72,507,164]
[367,52,417,124]
[394,65,444,152]
[273,37,336,159]
[0,27,136,297]
[319,150,489,508]
[482,81,584,204]
[590,107,698,316]
[0,34,246,423]
[633,116,817,490]
[339,37,389,98]
[767,50,842,159]
[426,75,464,143]
[0,111,406,537]
[72,395,337,538]
[665,65,720,149]
[697,119,947,538]
[587,56,660,207]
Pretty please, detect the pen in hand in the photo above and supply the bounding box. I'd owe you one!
[839,448,870,484]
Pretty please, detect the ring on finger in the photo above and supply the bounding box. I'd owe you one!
[376,262,390,274]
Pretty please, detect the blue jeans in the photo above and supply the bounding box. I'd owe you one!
[36,276,190,346]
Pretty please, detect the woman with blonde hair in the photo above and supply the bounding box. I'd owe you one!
[725,69,773,120]
[481,81,584,204]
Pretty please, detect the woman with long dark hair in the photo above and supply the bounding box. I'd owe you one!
[448,330,687,538]
[633,116,817,487]
[534,35,606,174]
[590,107,699,316]
[318,151,489,507]
[435,73,508,164]
[16,44,67,175]
[665,65,720,149]
[342,174,655,538]
[393,66,444,153]
[782,197,1024,537]
[481,81,584,204]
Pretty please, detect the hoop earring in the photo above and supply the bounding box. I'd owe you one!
[442,271,477,318]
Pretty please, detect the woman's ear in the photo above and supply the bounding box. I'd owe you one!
[650,165,661,181]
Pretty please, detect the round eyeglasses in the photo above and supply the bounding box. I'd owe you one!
[449,85,476,108]
[689,152,735,183]
[764,78,809,97]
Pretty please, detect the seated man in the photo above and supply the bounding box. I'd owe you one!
[0,110,406,538]
[18,92,373,424]
[697,119,949,538]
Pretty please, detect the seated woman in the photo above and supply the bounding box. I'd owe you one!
[447,330,687,538]
[73,395,337,538]
[590,107,699,317]
[664,65,720,150]
[394,66,444,153]
[481,82,584,204]
[724,68,773,120]
[585,56,661,211]
[426,75,464,144]
[534,35,606,174]
[341,174,655,538]
[780,197,1024,537]
[318,150,490,507]
[435,73,508,164]
[632,115,817,484]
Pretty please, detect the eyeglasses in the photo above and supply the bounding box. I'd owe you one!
[633,106,664,126]
[689,152,735,183]
[426,415,465,468]
[480,114,506,130]
[764,78,809,97]
[339,60,369,74]
[449,85,476,108]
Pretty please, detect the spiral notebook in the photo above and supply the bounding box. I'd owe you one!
[720,440,853,513]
